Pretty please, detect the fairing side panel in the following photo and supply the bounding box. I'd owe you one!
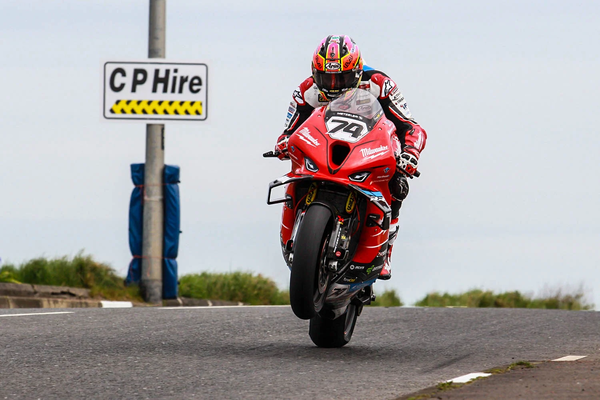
[352,201,389,265]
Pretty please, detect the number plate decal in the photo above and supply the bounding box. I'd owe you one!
[326,117,369,143]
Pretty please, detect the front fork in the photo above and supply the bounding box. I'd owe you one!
[284,203,353,274]
[284,208,305,267]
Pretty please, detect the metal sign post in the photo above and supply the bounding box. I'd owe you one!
[142,0,166,304]
[101,0,208,304]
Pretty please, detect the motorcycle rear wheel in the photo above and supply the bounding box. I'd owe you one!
[289,204,332,320]
[309,304,359,348]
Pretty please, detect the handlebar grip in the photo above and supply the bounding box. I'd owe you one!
[263,151,278,158]
[413,170,421,178]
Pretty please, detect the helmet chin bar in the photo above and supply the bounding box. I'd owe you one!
[320,88,346,100]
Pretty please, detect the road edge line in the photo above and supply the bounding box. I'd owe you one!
[446,372,492,383]
[100,301,133,308]
[552,355,587,362]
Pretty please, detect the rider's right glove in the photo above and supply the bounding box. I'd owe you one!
[396,151,419,176]
[275,133,291,160]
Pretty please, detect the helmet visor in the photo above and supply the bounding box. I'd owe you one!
[314,71,357,92]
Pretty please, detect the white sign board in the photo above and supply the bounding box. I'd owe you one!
[103,61,208,121]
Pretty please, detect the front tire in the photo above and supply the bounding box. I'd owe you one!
[309,304,359,348]
[289,205,332,320]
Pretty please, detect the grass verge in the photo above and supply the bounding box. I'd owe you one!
[178,272,289,305]
[401,361,536,400]
[486,360,536,375]
[370,289,403,307]
[414,288,593,310]
[0,253,142,302]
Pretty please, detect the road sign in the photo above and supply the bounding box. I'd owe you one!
[103,61,208,121]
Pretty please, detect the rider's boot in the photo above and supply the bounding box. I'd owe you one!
[378,217,398,280]
[379,178,407,280]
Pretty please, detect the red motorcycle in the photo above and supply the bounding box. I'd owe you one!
[264,88,418,347]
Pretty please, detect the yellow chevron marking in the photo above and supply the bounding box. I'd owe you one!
[110,100,203,116]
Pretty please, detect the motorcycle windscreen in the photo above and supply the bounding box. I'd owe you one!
[324,89,384,143]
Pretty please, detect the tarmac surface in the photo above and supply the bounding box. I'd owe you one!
[1,306,599,399]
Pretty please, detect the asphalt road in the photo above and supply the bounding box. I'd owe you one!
[1,306,598,399]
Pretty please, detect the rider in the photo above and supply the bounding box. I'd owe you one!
[275,34,427,280]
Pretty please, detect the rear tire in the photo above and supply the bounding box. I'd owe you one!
[289,205,332,320]
[309,304,359,348]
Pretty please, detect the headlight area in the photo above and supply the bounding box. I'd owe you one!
[348,171,370,182]
[304,157,319,173]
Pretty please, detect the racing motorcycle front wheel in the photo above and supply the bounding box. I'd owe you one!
[289,204,332,320]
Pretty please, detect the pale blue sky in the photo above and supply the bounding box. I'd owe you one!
[1,0,599,306]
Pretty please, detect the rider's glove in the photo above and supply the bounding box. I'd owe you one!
[275,133,291,160]
[396,151,419,176]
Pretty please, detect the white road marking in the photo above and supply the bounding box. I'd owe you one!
[0,311,74,318]
[552,355,587,362]
[100,301,133,308]
[447,372,491,384]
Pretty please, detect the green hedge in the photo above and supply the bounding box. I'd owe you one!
[369,289,403,307]
[0,253,141,301]
[179,272,289,305]
[415,289,593,310]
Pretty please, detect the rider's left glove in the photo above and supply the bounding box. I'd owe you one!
[396,151,418,176]
[275,133,291,160]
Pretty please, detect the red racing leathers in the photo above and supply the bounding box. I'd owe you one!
[277,67,427,279]
[281,67,426,160]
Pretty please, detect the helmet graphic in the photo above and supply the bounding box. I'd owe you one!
[312,35,363,100]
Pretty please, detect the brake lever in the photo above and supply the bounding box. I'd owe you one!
[397,167,421,179]
[263,151,279,158]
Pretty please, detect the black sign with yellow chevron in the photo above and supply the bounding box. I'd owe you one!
[103,61,208,121]
[110,100,203,116]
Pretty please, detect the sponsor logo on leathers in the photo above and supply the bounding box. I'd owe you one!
[382,79,396,98]
[284,101,297,129]
[389,87,412,119]
[293,89,305,105]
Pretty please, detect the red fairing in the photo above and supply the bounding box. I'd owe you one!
[288,112,395,200]
[281,106,398,267]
